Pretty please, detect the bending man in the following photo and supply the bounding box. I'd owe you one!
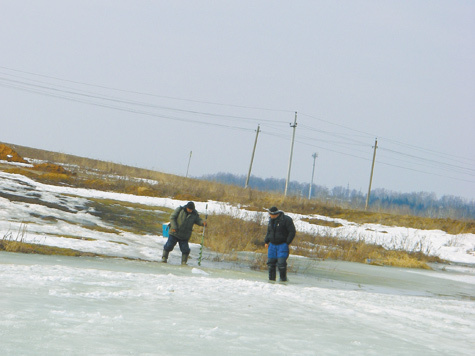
[162,201,206,265]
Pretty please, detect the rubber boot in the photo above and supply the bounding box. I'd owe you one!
[278,266,287,282]
[181,253,189,265]
[268,265,276,281]
[161,250,169,263]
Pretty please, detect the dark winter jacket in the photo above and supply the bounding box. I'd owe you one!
[264,212,296,245]
[169,206,204,241]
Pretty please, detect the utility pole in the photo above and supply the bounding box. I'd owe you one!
[308,152,318,199]
[245,124,260,188]
[284,112,298,196]
[365,138,378,210]
[186,150,192,178]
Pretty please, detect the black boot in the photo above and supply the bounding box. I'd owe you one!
[278,267,287,282]
[267,258,277,281]
[161,250,169,263]
[268,266,276,281]
[181,253,189,265]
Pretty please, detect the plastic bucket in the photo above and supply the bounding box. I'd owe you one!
[162,223,170,237]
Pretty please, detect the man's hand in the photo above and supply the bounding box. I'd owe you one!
[265,243,269,248]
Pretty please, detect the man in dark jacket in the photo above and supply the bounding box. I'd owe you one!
[264,206,296,282]
[162,201,206,265]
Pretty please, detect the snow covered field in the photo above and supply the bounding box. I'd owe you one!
[1,168,475,355]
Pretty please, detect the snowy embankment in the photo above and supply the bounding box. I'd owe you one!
[1,168,475,265]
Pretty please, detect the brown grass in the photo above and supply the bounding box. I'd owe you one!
[0,226,106,257]
[191,214,267,255]
[0,239,105,257]
[292,233,437,269]
[187,213,437,270]
[0,143,28,163]
[301,217,343,228]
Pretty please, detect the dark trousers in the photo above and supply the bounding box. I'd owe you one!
[163,234,190,255]
[267,243,289,281]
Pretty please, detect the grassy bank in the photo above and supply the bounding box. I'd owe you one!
[1,143,470,269]
[190,213,440,270]
[4,146,474,236]
[0,227,107,258]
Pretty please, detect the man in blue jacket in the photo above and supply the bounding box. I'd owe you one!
[264,206,296,282]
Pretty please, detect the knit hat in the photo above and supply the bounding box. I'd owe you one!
[267,206,281,214]
[185,201,195,210]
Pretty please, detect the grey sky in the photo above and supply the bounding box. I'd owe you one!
[1,1,474,200]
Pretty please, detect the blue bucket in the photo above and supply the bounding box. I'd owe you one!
[162,223,170,237]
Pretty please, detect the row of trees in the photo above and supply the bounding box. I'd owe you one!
[199,172,475,219]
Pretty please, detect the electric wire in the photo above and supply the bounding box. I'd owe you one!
[0,79,255,133]
[0,75,288,125]
[1,66,474,188]
[380,147,475,176]
[0,65,295,114]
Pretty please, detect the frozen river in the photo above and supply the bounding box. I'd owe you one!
[1,251,474,355]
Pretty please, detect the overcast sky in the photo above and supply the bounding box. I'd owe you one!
[1,1,474,200]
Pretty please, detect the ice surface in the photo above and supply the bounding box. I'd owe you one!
[1,252,474,355]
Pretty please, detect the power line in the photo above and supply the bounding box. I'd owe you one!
[377,159,475,184]
[0,79,256,132]
[382,136,475,165]
[0,65,294,114]
[380,147,475,176]
[299,112,475,167]
[2,66,472,167]
[295,123,475,177]
[1,66,473,189]
[0,75,287,125]
[298,123,370,146]
[300,112,376,139]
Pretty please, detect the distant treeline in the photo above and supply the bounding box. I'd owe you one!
[199,172,475,220]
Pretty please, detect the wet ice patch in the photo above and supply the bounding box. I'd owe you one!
[192,268,209,275]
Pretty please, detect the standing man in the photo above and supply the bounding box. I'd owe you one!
[264,206,296,282]
[162,201,207,265]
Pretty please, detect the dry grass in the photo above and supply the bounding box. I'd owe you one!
[87,198,172,235]
[188,213,438,270]
[301,217,343,228]
[0,225,106,258]
[191,214,267,254]
[292,232,437,269]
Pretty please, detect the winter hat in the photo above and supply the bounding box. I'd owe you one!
[185,201,195,210]
[267,206,281,214]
